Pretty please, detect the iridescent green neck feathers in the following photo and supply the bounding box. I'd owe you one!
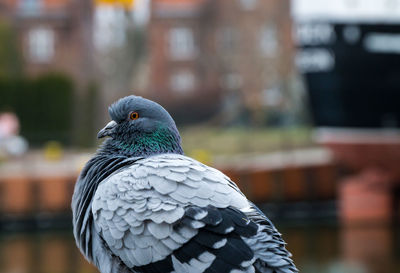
[101,126,183,157]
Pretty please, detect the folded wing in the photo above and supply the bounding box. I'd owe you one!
[92,154,297,273]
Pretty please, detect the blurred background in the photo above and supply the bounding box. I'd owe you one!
[0,0,400,272]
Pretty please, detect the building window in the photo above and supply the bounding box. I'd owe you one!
[238,0,258,10]
[94,6,127,51]
[19,0,42,15]
[260,25,278,57]
[262,86,283,107]
[221,73,242,90]
[217,27,238,51]
[28,27,55,63]
[170,70,196,93]
[168,27,196,60]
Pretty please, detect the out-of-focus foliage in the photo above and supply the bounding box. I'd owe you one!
[0,20,21,78]
[76,82,100,147]
[0,74,74,145]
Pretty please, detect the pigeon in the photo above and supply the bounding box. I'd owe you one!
[72,95,298,273]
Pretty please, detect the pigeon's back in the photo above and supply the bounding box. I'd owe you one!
[84,154,298,273]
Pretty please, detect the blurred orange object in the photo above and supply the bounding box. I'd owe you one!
[1,176,33,215]
[95,0,136,9]
[249,170,277,202]
[283,167,306,201]
[340,170,392,226]
[38,176,73,212]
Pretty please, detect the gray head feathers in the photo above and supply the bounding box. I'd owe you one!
[108,95,176,127]
[100,95,183,157]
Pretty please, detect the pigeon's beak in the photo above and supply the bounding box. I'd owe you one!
[97,120,117,139]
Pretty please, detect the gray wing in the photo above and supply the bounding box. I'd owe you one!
[91,154,250,271]
[242,203,298,273]
[92,154,297,273]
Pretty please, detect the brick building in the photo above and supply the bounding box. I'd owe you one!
[147,0,295,124]
[0,0,96,146]
[147,0,217,122]
[0,0,94,87]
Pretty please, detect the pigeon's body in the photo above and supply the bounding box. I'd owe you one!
[72,96,298,273]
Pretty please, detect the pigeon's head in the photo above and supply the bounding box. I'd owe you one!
[98,95,183,156]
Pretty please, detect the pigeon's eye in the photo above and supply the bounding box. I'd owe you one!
[129,111,139,120]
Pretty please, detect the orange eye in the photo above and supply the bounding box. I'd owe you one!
[129,111,139,120]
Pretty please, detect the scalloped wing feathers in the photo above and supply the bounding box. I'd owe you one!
[92,154,297,273]
[92,155,247,265]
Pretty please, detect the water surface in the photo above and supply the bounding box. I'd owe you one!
[0,225,399,273]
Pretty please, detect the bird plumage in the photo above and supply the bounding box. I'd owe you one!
[72,95,298,273]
